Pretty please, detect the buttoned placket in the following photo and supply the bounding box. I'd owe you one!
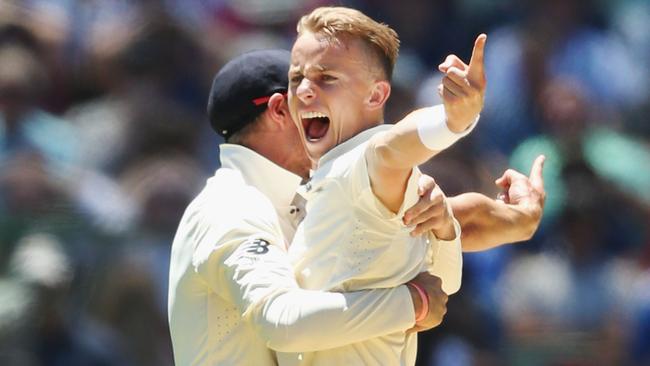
[289,193,306,225]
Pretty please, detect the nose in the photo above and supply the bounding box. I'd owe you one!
[296,78,316,104]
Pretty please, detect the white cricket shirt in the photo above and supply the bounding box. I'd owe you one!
[168,144,417,366]
[282,124,463,366]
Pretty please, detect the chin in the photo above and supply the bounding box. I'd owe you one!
[306,144,326,161]
[306,138,334,161]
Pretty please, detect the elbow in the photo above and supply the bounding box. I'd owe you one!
[372,141,403,170]
[253,301,316,353]
[369,131,414,171]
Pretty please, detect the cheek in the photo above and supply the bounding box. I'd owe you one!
[288,104,299,124]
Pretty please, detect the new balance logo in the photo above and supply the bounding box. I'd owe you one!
[245,239,270,255]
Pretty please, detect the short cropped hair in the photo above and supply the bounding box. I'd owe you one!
[297,7,400,80]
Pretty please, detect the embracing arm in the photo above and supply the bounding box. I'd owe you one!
[403,155,545,252]
[209,225,451,352]
[257,283,416,352]
[208,232,415,352]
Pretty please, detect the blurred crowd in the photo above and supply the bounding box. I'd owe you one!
[0,0,648,365]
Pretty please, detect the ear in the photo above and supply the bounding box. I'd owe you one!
[265,92,290,130]
[365,80,391,111]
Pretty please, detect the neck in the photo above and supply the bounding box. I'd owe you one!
[344,114,383,144]
[242,131,309,180]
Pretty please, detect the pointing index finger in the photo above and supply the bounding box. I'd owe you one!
[468,34,487,85]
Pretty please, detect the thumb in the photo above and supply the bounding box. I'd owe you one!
[529,155,546,191]
[467,34,487,86]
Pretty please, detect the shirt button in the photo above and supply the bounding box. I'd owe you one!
[305,183,312,191]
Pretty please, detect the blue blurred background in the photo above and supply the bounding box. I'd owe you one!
[0,0,648,365]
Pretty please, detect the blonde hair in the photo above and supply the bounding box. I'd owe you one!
[297,7,400,80]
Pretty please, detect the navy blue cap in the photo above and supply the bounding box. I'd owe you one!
[207,49,290,139]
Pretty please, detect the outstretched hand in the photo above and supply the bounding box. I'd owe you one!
[438,34,487,133]
[495,155,546,208]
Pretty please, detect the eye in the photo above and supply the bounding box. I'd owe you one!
[290,74,303,84]
[321,74,337,82]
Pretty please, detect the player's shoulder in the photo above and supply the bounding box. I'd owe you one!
[315,141,369,182]
[176,168,276,227]
[204,168,277,220]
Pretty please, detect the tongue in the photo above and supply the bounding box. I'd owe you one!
[306,118,329,140]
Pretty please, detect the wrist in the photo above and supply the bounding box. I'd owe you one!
[417,105,478,151]
[406,284,423,320]
[406,282,429,323]
[446,115,477,133]
[520,204,542,240]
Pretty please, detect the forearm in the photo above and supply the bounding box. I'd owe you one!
[255,286,414,352]
[370,104,478,172]
[221,238,415,352]
[370,106,446,171]
[448,192,539,252]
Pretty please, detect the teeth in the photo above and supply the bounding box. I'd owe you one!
[301,111,328,119]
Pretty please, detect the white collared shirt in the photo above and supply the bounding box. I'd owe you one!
[168,144,416,366]
[282,124,463,366]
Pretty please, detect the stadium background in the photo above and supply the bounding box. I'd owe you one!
[0,0,648,365]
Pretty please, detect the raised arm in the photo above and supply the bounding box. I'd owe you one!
[365,35,487,212]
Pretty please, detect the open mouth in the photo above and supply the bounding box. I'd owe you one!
[301,111,330,142]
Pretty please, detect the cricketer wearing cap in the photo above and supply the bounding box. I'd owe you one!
[168,48,545,365]
[279,7,544,366]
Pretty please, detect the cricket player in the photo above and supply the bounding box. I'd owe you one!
[280,6,537,365]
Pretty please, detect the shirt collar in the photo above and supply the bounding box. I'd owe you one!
[317,124,392,168]
[219,144,303,209]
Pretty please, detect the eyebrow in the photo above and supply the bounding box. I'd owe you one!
[289,64,331,74]
[313,64,329,72]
